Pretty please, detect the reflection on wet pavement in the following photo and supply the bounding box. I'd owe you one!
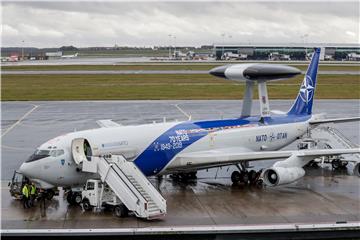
[2,166,359,229]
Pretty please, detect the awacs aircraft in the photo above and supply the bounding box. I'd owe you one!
[61,53,78,59]
[19,48,359,202]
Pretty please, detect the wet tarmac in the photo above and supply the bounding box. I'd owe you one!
[2,70,359,75]
[1,100,360,231]
[1,166,360,229]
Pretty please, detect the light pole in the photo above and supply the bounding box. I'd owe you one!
[22,40,24,60]
[173,35,177,54]
[168,34,172,59]
[221,33,225,59]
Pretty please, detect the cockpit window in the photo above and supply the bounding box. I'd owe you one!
[26,150,50,162]
[55,150,65,157]
[26,149,65,162]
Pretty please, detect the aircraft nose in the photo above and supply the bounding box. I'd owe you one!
[209,65,228,78]
[18,162,34,178]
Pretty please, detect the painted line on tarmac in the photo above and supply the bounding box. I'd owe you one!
[1,104,39,138]
[174,104,192,120]
[1,145,35,151]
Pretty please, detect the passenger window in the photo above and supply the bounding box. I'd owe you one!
[86,182,95,190]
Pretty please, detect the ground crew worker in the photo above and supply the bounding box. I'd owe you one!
[22,183,30,209]
[38,189,46,217]
[30,182,37,207]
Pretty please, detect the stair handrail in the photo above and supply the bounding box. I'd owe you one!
[102,156,147,207]
[116,158,166,211]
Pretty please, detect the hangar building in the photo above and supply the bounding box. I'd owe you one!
[213,43,360,60]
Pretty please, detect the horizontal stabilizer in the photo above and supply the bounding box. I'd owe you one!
[96,119,122,128]
[310,117,360,125]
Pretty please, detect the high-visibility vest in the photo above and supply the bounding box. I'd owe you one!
[22,185,29,198]
[30,185,36,195]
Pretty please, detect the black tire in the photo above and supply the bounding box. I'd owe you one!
[82,199,92,211]
[241,171,249,184]
[114,204,128,218]
[231,171,241,184]
[341,161,348,168]
[73,192,82,205]
[249,170,257,184]
[310,161,319,168]
[66,191,74,205]
[189,172,197,179]
[45,190,55,200]
[332,160,341,170]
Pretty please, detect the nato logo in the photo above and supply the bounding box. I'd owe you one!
[299,75,314,103]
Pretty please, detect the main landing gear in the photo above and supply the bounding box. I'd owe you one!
[231,163,263,188]
[170,171,197,182]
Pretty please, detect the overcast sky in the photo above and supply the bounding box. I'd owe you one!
[2,1,359,48]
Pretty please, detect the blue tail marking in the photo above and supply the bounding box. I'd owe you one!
[288,48,321,116]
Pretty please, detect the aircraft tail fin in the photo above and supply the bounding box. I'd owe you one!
[288,48,321,116]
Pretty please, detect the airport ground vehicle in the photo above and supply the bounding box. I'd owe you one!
[81,179,129,218]
[8,171,58,200]
[298,138,349,169]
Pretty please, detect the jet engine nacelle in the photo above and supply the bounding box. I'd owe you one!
[209,64,301,82]
[354,162,360,177]
[263,167,305,186]
[71,138,138,165]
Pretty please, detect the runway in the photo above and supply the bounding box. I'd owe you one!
[1,100,360,238]
[2,70,360,75]
[2,57,360,66]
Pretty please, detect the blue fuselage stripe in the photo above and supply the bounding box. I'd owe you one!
[134,115,310,176]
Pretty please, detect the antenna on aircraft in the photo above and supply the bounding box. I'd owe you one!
[209,64,301,119]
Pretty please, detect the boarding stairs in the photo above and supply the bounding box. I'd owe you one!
[310,125,360,162]
[82,154,166,219]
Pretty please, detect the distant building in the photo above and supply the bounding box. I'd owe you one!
[213,43,360,61]
[45,51,63,58]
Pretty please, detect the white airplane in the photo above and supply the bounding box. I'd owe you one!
[61,53,78,59]
[19,48,359,197]
[223,52,247,60]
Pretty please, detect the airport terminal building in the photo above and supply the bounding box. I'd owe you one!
[213,43,360,60]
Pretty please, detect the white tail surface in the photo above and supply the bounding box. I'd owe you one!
[82,155,166,219]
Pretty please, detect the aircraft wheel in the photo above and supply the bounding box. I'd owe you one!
[248,170,257,184]
[82,199,92,211]
[114,204,128,218]
[241,171,249,184]
[341,161,348,168]
[231,171,241,184]
[189,171,197,179]
[45,189,55,200]
[332,160,341,170]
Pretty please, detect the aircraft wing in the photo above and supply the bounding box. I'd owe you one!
[96,119,121,128]
[310,117,360,125]
[173,147,360,170]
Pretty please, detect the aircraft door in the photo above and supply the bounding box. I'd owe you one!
[71,138,93,165]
